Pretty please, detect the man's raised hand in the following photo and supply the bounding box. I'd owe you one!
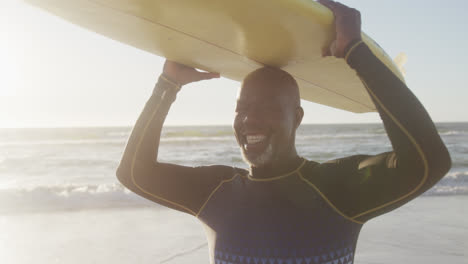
[162,60,220,87]
[318,0,362,58]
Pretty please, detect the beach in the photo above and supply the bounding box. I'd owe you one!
[1,195,466,264]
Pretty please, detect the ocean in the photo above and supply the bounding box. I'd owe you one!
[0,123,467,263]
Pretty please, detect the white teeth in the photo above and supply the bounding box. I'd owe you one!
[246,135,266,144]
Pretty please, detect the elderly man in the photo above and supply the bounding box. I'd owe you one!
[116,1,451,263]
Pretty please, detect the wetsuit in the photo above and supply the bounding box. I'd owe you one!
[116,41,451,264]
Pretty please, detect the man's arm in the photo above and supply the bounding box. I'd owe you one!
[345,42,451,221]
[116,61,235,216]
[309,1,451,223]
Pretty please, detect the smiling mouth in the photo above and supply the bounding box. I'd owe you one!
[246,134,266,144]
[243,133,270,153]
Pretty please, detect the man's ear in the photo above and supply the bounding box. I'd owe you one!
[295,106,304,129]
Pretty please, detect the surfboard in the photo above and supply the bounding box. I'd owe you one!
[24,0,405,113]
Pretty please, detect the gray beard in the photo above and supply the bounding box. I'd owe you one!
[241,143,274,167]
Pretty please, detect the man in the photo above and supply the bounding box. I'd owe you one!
[116,1,451,263]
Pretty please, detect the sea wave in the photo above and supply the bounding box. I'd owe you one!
[1,172,467,215]
[0,139,125,146]
[438,130,468,136]
[0,183,158,214]
[444,171,468,179]
[423,171,468,196]
[162,129,234,138]
[298,133,385,140]
[424,186,468,196]
[0,136,235,146]
[160,136,234,142]
[106,131,131,137]
[4,130,449,145]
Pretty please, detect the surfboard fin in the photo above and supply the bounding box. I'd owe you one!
[394,52,407,77]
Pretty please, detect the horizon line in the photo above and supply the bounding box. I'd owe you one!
[0,121,466,129]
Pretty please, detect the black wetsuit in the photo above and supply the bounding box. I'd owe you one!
[116,41,451,264]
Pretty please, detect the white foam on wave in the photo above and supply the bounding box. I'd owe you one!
[0,183,159,214]
[160,136,234,142]
[0,139,125,146]
[1,170,467,214]
[298,133,385,141]
[445,171,468,179]
[425,185,468,196]
[423,170,468,196]
[439,130,467,136]
[106,131,131,137]
[0,136,235,146]
[436,171,468,189]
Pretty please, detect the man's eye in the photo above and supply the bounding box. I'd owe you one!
[235,105,247,113]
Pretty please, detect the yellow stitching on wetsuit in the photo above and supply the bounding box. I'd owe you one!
[350,80,429,220]
[196,174,240,218]
[298,171,364,225]
[130,89,197,215]
[160,75,181,91]
[247,159,307,181]
[345,40,364,63]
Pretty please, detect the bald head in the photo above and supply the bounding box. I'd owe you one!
[241,66,300,107]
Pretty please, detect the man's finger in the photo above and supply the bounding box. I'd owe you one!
[331,1,351,10]
[321,46,332,57]
[318,0,350,12]
[198,72,220,81]
[317,0,337,11]
[317,0,335,5]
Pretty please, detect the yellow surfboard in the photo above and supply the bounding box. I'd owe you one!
[24,0,405,113]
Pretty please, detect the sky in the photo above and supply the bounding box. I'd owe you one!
[1,0,467,127]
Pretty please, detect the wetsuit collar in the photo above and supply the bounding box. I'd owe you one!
[247,156,306,181]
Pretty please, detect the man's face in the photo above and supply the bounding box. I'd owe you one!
[233,69,301,168]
